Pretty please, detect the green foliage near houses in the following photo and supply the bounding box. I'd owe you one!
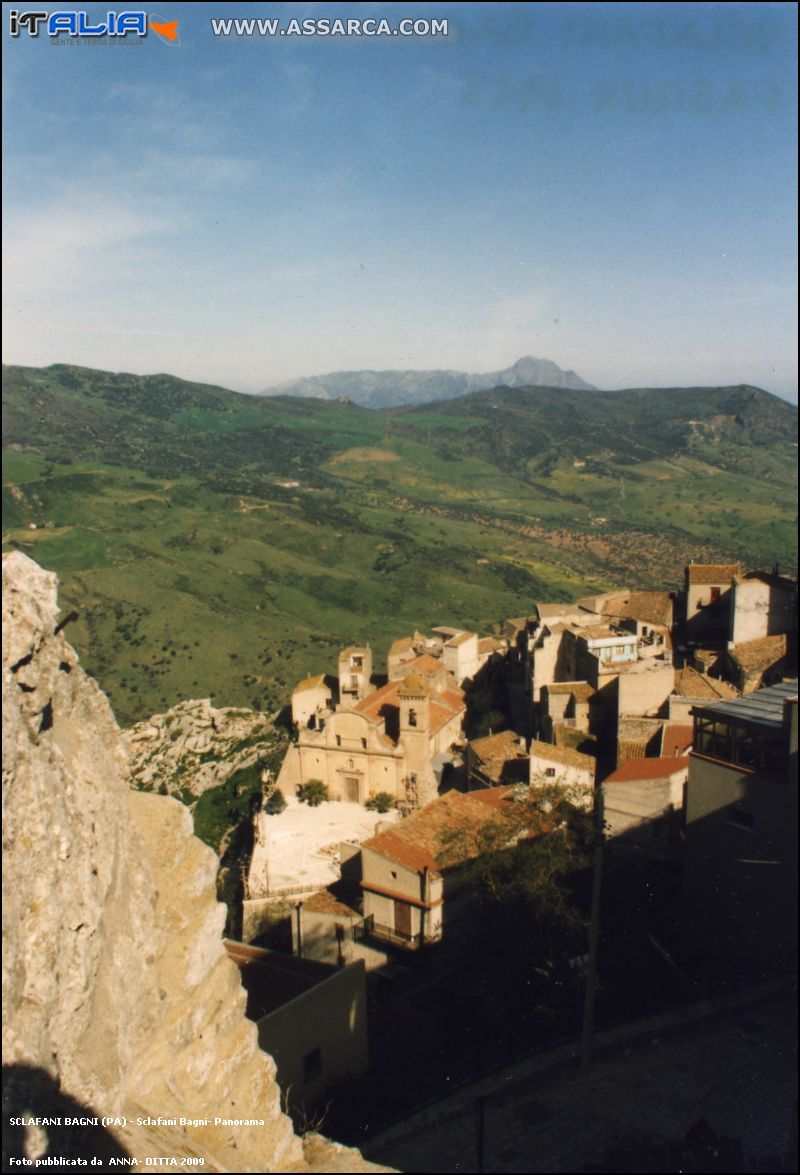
[192,757,280,852]
[475,803,593,965]
[264,789,287,815]
[365,792,396,813]
[445,784,594,967]
[297,779,329,807]
[3,363,796,726]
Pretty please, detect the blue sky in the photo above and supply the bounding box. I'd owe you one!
[3,1,797,398]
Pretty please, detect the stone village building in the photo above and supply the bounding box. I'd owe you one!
[529,739,596,797]
[279,637,474,811]
[269,560,793,881]
[602,756,690,858]
[224,939,368,1117]
[294,786,538,966]
[466,730,530,789]
[683,678,798,969]
[684,562,742,646]
[254,559,796,991]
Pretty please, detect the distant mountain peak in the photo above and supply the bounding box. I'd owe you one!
[509,355,550,375]
[260,356,597,408]
[471,356,597,393]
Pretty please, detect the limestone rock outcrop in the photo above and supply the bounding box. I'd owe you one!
[125,698,276,798]
[2,552,388,1173]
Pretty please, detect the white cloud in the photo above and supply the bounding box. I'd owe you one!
[2,198,161,300]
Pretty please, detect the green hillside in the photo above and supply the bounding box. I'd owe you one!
[3,363,796,725]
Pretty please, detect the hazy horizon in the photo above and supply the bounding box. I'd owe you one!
[5,352,798,405]
[3,2,797,401]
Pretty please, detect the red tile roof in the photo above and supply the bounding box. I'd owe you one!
[428,697,466,737]
[660,723,693,758]
[686,563,741,585]
[604,756,689,784]
[469,730,526,762]
[361,786,530,874]
[469,731,528,782]
[600,591,674,628]
[407,653,444,675]
[353,677,464,744]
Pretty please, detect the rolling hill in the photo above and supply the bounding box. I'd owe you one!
[3,363,796,725]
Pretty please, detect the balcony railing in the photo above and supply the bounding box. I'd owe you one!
[353,916,422,950]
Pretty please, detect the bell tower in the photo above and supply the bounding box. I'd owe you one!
[398,671,430,742]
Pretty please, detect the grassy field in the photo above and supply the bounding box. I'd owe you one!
[3,364,796,725]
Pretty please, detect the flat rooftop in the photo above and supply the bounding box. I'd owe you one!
[224,940,336,1019]
[693,678,798,731]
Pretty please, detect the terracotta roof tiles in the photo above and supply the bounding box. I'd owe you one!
[600,591,673,628]
[547,681,597,702]
[686,563,741,585]
[530,739,596,771]
[407,653,444,675]
[673,667,738,700]
[353,677,464,744]
[303,889,360,918]
[660,723,693,758]
[728,633,788,671]
[362,786,530,874]
[446,630,476,648]
[470,730,526,761]
[604,756,689,784]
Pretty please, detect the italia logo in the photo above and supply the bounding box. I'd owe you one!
[8,10,180,42]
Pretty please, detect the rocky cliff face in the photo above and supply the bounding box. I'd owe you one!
[125,698,276,798]
[2,552,386,1173]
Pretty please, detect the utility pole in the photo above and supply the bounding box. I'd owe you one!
[580,785,604,1076]
[474,1095,485,1173]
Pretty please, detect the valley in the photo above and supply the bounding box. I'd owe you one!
[3,364,797,725]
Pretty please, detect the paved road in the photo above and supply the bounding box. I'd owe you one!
[364,986,796,1173]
